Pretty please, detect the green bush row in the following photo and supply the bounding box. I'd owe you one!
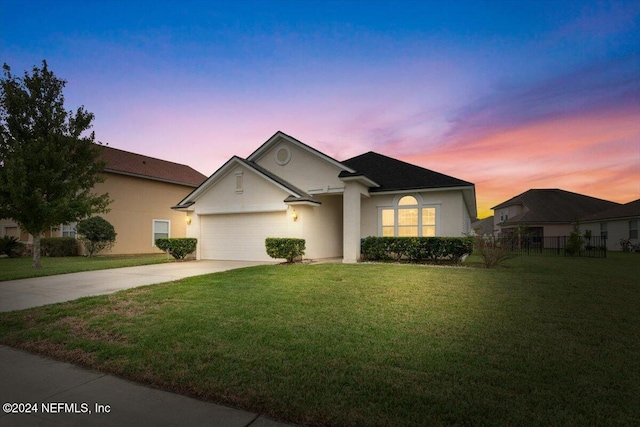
[41,237,78,257]
[361,236,474,263]
[155,238,197,260]
[265,238,306,263]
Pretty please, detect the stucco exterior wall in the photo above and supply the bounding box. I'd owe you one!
[583,219,639,251]
[360,190,470,238]
[493,204,526,231]
[91,172,194,255]
[1,172,196,255]
[293,195,343,259]
[192,164,289,215]
[255,141,346,193]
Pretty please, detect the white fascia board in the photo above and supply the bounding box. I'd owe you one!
[247,131,356,173]
[196,204,288,215]
[339,175,380,188]
[176,156,301,207]
[308,186,346,195]
[370,185,475,195]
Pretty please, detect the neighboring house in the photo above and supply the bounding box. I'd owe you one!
[581,199,640,251]
[173,131,477,263]
[472,216,495,236]
[492,189,620,237]
[0,146,207,255]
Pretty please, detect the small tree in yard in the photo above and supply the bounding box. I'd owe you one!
[0,61,111,267]
[474,235,517,268]
[76,216,116,257]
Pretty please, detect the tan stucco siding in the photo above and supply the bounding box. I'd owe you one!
[360,190,470,238]
[92,173,193,255]
[254,141,346,193]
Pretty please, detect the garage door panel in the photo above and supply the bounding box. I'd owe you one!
[200,212,287,261]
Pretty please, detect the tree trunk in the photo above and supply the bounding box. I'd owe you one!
[32,233,42,268]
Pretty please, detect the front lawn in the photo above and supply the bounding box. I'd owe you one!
[1,254,638,426]
[0,254,171,281]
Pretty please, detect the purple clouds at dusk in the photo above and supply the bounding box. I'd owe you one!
[2,0,639,217]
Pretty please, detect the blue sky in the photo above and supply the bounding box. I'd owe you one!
[2,0,639,216]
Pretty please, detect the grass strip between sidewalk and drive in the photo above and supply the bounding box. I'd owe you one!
[0,253,638,426]
[0,254,172,281]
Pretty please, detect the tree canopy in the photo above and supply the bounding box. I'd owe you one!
[0,60,111,267]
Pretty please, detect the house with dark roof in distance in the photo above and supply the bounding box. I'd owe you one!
[0,145,207,255]
[491,189,620,238]
[581,199,640,251]
[173,131,477,263]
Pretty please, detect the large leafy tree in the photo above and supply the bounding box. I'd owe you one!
[0,61,111,268]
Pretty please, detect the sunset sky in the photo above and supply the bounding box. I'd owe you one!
[2,0,639,218]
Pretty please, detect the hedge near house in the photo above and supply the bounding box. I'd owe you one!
[265,238,306,263]
[155,238,197,260]
[40,237,78,257]
[361,236,473,264]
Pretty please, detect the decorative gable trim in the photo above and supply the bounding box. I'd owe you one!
[247,131,356,173]
[172,156,321,210]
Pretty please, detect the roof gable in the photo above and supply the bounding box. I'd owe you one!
[340,151,473,192]
[494,189,621,224]
[247,131,355,173]
[100,146,206,187]
[173,156,320,209]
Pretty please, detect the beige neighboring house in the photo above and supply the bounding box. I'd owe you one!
[492,189,620,238]
[0,146,206,255]
[173,131,477,263]
[581,199,640,251]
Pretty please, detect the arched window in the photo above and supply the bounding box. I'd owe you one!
[380,195,436,237]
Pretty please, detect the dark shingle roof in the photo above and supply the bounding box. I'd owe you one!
[494,189,621,225]
[340,151,473,192]
[581,199,640,222]
[100,146,207,187]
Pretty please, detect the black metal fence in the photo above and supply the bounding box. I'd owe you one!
[500,235,607,258]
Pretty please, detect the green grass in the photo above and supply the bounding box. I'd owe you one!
[1,253,639,426]
[0,254,171,281]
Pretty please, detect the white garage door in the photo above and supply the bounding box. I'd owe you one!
[200,212,288,261]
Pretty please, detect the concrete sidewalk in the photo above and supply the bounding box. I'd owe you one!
[0,260,270,312]
[0,346,296,427]
[0,261,299,427]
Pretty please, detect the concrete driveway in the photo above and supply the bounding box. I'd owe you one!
[0,260,270,312]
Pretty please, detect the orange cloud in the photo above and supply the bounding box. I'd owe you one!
[404,108,640,218]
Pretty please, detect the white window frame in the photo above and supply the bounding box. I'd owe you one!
[61,222,77,238]
[378,194,439,237]
[152,219,171,246]
[630,220,638,240]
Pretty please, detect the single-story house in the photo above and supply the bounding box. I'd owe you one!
[0,145,207,255]
[173,131,477,263]
[471,216,495,236]
[492,189,620,238]
[581,199,640,251]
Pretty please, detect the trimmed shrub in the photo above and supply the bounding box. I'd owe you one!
[265,238,306,263]
[0,235,25,258]
[155,238,197,260]
[40,237,78,257]
[77,216,117,257]
[361,236,473,264]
